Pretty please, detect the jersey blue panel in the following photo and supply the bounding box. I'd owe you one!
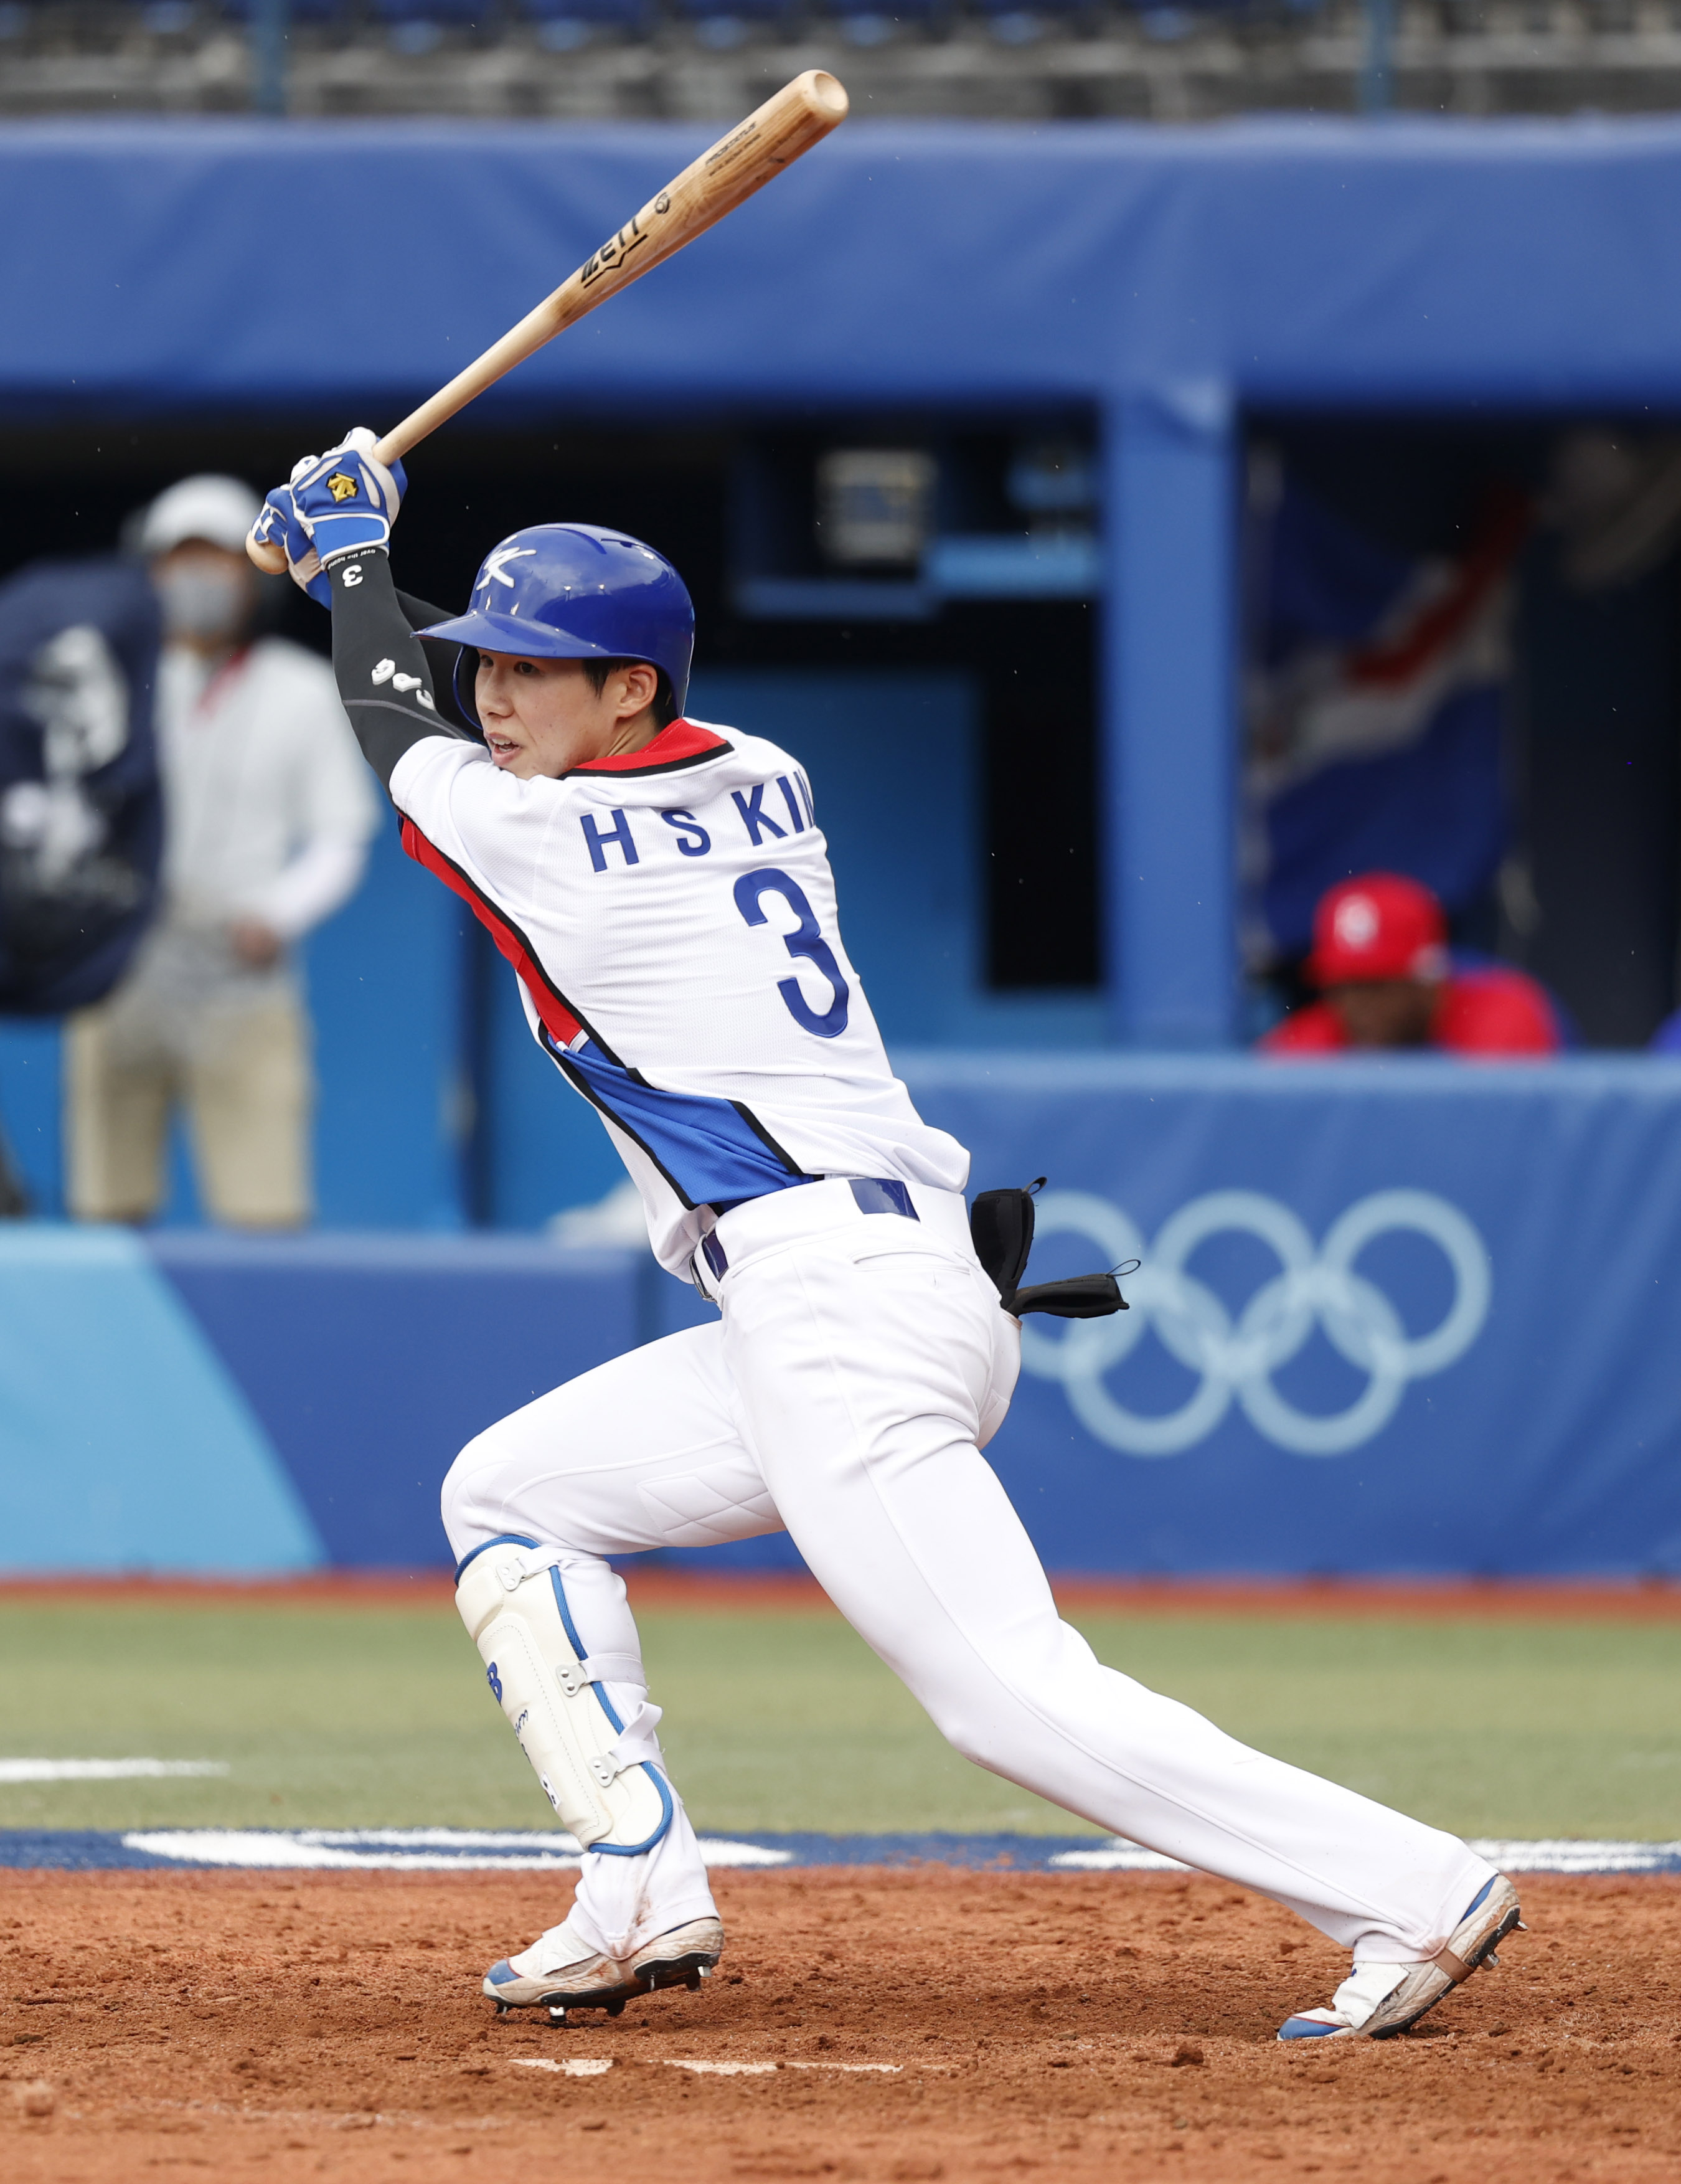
[553,1034,808,1209]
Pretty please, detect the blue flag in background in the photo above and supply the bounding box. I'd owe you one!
[1243,472,1529,965]
[0,557,162,1016]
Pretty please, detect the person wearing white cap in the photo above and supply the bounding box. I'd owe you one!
[64,474,377,1228]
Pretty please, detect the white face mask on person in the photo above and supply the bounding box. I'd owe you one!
[155,564,251,643]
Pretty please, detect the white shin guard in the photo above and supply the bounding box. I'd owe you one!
[455,1534,673,1854]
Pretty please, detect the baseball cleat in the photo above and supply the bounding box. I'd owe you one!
[484,1930,642,2022]
[627,1915,725,1993]
[484,1916,725,2025]
[1277,1873,1523,2043]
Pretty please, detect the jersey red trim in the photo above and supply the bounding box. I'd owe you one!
[400,817,584,1050]
[569,718,729,778]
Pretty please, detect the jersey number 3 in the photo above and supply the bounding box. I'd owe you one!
[733,868,850,1039]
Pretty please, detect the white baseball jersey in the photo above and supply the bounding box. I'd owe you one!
[386,717,968,1276]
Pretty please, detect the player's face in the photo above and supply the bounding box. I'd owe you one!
[474,655,661,780]
[1326,977,1439,1049]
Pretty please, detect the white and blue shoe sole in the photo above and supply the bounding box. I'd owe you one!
[1278,1875,1523,2043]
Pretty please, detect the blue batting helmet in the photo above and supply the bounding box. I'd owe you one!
[421,523,694,726]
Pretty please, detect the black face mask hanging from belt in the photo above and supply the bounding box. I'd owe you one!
[968,1179,1132,1320]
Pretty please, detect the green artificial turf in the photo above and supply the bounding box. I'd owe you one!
[0,1595,1676,1840]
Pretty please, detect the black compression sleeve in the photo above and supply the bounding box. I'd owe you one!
[329,549,473,787]
[396,589,451,629]
[395,588,479,739]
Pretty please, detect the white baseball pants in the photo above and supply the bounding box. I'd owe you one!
[441,1178,1492,1968]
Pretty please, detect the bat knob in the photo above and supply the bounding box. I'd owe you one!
[246,531,289,575]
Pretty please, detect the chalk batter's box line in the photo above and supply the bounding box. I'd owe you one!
[0,1829,1677,1875]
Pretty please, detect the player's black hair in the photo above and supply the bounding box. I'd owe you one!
[582,656,679,730]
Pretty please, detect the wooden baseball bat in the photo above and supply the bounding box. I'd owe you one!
[249,69,848,572]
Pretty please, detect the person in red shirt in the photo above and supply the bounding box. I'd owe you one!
[1261,873,1562,1056]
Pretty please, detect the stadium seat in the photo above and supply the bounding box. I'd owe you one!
[821,0,944,44]
[370,0,491,22]
[969,0,1093,42]
[519,0,652,45]
[1133,4,1193,37]
[673,0,796,47]
[361,0,491,50]
[218,0,357,23]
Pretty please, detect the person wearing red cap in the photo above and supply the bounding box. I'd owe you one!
[1260,874,1562,1056]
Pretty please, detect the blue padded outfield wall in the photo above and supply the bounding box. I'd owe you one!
[2,1059,1679,1581]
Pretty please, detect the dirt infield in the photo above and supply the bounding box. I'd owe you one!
[2,1868,1677,2183]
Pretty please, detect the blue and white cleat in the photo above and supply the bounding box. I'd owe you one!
[627,1916,725,1995]
[484,1916,724,2026]
[1278,1874,1523,2043]
[484,1934,639,2023]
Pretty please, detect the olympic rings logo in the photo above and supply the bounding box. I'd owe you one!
[1018,1188,1491,1458]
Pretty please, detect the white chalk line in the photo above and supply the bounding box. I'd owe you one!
[1464,1837,1681,1873]
[512,2058,902,2078]
[673,2058,902,2076]
[120,1828,790,1873]
[0,1759,228,1783]
[1048,1837,1681,1876]
[17,1822,1664,1878]
[1048,1845,1188,1872]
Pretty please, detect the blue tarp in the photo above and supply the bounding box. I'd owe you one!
[7,116,1681,414]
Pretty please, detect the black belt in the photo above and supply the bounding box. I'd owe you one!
[701,1176,916,1283]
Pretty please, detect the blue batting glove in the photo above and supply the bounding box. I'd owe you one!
[263,427,407,601]
[251,485,331,607]
[289,428,406,562]
[252,428,406,608]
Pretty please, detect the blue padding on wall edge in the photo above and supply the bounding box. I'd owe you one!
[0,1225,324,1574]
[16,120,1681,414]
[148,1233,648,1568]
[13,1056,1681,1577]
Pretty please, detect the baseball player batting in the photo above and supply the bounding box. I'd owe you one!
[252,433,1520,2044]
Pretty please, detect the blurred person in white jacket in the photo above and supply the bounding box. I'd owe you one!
[66,475,377,1228]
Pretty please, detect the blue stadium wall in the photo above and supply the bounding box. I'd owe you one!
[3,1059,1680,1581]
